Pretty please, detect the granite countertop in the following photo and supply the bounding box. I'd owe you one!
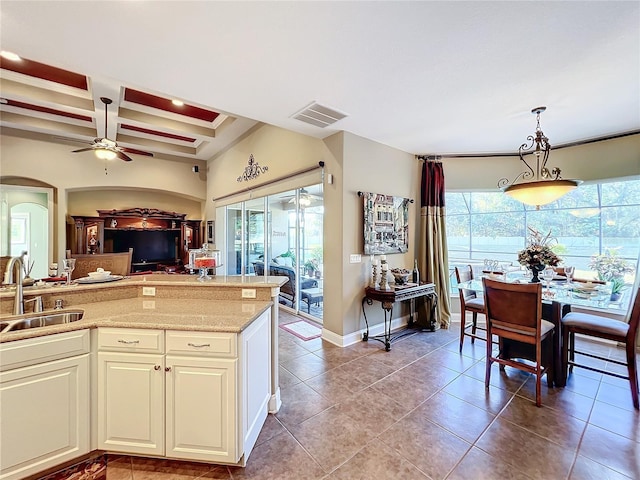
[0,274,284,343]
[0,274,288,298]
[0,297,272,342]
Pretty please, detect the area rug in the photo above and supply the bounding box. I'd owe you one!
[280,319,322,341]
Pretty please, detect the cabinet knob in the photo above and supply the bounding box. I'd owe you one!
[154,365,161,371]
[165,367,172,372]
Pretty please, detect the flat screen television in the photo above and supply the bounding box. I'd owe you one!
[105,230,179,263]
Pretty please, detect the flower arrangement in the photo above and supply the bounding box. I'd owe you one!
[589,247,634,294]
[517,227,562,269]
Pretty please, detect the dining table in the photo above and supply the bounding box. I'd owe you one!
[457,274,613,387]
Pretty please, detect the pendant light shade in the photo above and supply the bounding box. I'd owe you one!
[499,107,581,209]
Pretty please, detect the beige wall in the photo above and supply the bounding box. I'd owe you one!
[67,190,202,219]
[443,134,640,190]
[1,134,207,264]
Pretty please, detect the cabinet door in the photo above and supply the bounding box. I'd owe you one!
[165,355,238,463]
[0,354,89,480]
[97,352,164,455]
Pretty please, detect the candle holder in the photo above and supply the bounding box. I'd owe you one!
[379,260,389,290]
[371,264,378,287]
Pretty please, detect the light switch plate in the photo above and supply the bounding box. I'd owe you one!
[349,254,362,263]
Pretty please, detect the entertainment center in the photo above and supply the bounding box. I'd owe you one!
[69,208,202,271]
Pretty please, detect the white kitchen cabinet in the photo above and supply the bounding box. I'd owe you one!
[0,330,90,480]
[97,351,165,455]
[95,309,270,465]
[165,355,237,462]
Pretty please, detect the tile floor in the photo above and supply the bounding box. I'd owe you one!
[106,310,639,480]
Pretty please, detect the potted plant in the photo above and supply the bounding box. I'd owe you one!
[303,258,319,277]
[589,248,634,301]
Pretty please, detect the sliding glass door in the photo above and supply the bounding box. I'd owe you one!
[217,184,323,322]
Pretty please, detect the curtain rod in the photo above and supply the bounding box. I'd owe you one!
[212,161,325,203]
[416,130,640,160]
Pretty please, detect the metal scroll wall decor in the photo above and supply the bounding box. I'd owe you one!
[359,191,413,255]
[237,154,269,182]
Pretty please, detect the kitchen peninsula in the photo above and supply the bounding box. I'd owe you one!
[0,274,287,480]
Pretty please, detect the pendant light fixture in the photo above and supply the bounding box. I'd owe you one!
[498,106,581,209]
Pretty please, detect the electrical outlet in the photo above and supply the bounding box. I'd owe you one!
[350,254,362,263]
[241,288,256,299]
[142,287,156,296]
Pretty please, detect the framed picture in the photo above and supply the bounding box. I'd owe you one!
[362,192,410,255]
[207,220,215,244]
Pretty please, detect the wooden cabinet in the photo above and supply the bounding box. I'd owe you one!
[70,208,202,267]
[0,330,90,480]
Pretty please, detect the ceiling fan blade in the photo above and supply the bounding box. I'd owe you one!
[115,151,133,162]
[120,147,154,157]
[72,147,96,153]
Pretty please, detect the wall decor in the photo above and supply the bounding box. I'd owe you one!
[237,154,269,182]
[359,191,412,255]
[207,220,215,244]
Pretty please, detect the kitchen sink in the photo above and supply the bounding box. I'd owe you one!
[0,310,84,333]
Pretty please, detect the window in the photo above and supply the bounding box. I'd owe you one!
[446,178,640,311]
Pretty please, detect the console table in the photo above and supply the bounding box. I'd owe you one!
[362,283,438,351]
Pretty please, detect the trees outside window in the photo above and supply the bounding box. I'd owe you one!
[446,178,640,310]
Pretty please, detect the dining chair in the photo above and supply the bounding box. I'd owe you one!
[562,286,640,409]
[65,248,133,280]
[455,265,486,352]
[483,278,555,407]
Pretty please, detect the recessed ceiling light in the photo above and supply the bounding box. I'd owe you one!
[171,99,184,107]
[0,51,22,61]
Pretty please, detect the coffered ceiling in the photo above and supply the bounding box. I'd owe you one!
[0,1,638,162]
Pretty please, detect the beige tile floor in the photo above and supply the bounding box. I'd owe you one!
[106,310,639,480]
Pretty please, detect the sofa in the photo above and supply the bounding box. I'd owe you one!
[252,260,318,307]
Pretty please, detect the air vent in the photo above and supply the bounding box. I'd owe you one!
[291,102,347,128]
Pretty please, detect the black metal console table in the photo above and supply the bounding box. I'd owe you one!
[362,283,438,351]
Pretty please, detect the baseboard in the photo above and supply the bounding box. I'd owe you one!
[320,315,410,347]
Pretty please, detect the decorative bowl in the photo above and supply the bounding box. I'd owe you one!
[88,270,111,279]
[391,268,411,285]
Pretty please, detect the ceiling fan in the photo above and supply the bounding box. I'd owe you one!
[281,188,322,207]
[71,97,153,162]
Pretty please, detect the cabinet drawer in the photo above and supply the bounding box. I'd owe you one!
[0,329,90,372]
[98,328,164,353]
[166,331,236,357]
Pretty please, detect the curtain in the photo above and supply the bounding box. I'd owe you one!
[418,159,451,328]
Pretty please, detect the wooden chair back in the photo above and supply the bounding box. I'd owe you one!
[65,248,133,280]
[455,265,477,302]
[483,278,542,342]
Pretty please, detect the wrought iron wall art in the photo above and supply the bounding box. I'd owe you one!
[358,191,413,255]
[237,154,269,182]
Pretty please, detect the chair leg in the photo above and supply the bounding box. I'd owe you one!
[569,331,575,374]
[471,312,478,344]
[625,342,639,409]
[485,327,492,389]
[459,310,467,352]
[562,325,570,383]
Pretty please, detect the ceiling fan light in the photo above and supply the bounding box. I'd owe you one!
[0,50,21,61]
[95,148,117,161]
[503,179,581,208]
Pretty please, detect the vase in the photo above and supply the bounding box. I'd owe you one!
[529,264,545,283]
[610,292,622,302]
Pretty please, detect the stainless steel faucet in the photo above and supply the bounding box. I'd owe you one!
[5,253,26,315]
